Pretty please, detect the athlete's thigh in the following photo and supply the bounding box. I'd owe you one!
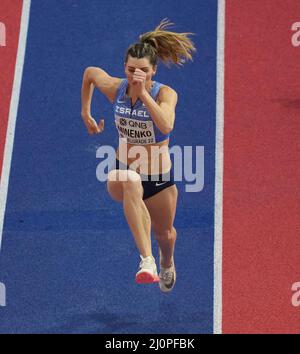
[107,169,142,202]
[144,184,178,232]
[107,169,125,202]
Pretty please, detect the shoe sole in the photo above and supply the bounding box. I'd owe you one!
[158,248,176,292]
[159,268,176,292]
[136,271,160,284]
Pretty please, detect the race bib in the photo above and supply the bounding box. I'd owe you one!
[115,115,156,145]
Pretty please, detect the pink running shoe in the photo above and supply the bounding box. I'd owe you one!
[135,255,160,284]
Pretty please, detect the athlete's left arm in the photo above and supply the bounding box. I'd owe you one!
[139,86,178,135]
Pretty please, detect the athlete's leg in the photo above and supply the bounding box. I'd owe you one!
[144,184,178,268]
[107,169,152,258]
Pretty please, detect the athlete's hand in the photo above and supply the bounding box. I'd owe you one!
[132,68,147,96]
[82,114,104,135]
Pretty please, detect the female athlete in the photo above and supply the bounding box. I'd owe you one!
[81,19,196,292]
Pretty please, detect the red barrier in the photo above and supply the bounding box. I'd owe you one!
[0,0,23,181]
[223,0,300,333]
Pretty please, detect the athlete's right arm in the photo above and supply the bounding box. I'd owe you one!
[81,66,121,135]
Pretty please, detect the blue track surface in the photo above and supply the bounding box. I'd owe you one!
[0,0,217,333]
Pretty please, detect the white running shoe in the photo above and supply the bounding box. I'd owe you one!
[159,249,176,292]
[135,255,160,284]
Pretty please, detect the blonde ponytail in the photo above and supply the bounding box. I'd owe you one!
[139,18,196,67]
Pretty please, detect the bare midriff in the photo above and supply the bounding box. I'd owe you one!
[116,138,172,175]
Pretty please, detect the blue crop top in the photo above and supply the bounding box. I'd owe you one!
[113,78,170,145]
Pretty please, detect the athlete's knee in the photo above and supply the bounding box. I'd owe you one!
[122,170,143,197]
[107,169,126,182]
[154,226,176,242]
[108,169,143,200]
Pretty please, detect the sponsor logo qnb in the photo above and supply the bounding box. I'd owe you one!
[0,22,6,47]
[119,118,127,126]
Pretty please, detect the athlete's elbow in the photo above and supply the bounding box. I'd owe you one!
[160,123,174,135]
[83,66,101,82]
[162,116,175,134]
[83,67,92,83]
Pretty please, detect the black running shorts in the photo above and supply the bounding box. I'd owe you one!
[112,158,175,200]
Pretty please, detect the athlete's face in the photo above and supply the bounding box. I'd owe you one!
[124,56,157,86]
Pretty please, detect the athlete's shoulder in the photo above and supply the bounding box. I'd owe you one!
[113,77,127,92]
[157,84,178,103]
[112,77,125,89]
[159,84,177,94]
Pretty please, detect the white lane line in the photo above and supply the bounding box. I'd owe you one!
[214,0,226,334]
